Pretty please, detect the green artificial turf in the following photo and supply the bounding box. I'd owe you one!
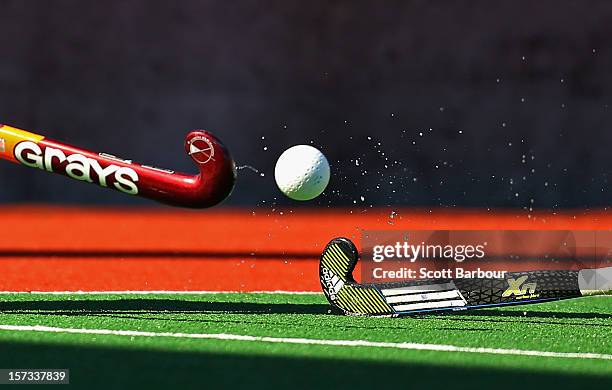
[0,293,609,389]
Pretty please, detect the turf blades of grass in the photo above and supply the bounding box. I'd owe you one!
[0,293,609,389]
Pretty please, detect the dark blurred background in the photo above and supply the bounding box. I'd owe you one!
[0,0,610,209]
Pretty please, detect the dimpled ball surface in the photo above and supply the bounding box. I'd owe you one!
[274,145,330,201]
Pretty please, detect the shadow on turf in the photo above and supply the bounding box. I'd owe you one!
[1,300,610,330]
[0,249,318,259]
[423,309,612,329]
[0,299,332,315]
[449,309,612,320]
[0,340,610,390]
[1,300,611,320]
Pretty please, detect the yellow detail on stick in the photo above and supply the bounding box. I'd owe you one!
[0,125,45,163]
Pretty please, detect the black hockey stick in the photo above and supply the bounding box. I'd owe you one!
[319,237,612,317]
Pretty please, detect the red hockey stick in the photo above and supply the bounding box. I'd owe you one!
[0,124,236,208]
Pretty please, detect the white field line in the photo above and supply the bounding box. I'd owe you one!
[0,291,607,298]
[0,291,607,297]
[0,324,610,361]
[0,291,321,295]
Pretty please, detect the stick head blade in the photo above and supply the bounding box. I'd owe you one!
[319,237,359,309]
[319,237,395,316]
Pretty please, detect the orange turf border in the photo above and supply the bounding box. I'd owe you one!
[0,206,611,292]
